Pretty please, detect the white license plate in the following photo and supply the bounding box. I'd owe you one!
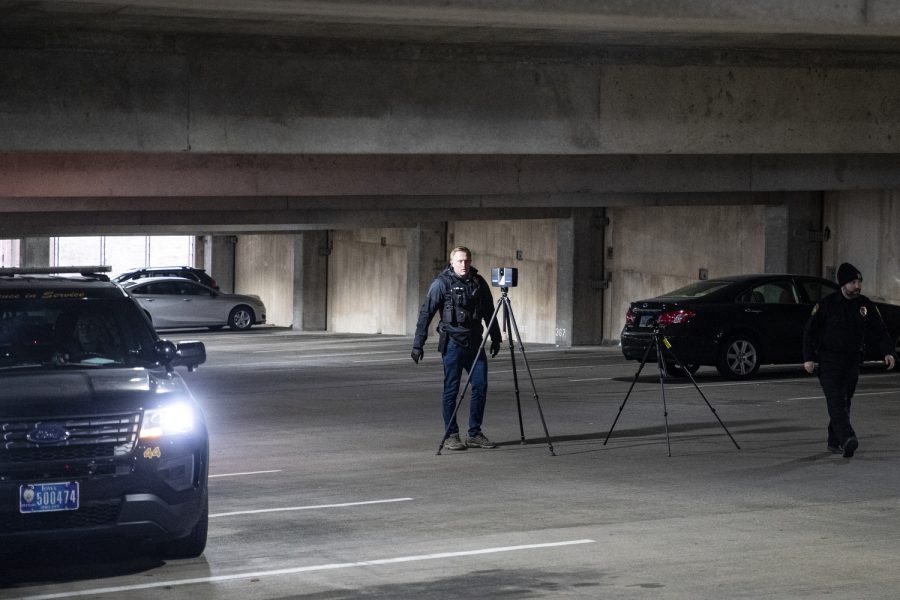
[19,482,80,514]
[639,315,656,327]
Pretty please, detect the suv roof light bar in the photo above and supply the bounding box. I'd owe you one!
[0,265,112,276]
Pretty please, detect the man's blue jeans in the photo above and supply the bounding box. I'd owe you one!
[442,339,488,438]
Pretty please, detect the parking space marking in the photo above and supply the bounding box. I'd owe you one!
[494,364,614,374]
[210,497,414,518]
[354,358,615,365]
[14,539,596,600]
[209,469,282,479]
[664,378,809,390]
[254,349,399,356]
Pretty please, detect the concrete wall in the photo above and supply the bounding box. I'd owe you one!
[324,220,558,343]
[328,229,408,334]
[450,220,558,344]
[604,205,767,339]
[318,204,815,344]
[823,190,900,305]
[234,234,294,327]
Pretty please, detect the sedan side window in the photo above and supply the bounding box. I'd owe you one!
[736,289,766,304]
[176,281,211,296]
[800,280,838,303]
[736,281,798,304]
[139,282,177,295]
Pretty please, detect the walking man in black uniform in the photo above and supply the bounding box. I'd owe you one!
[803,262,896,457]
[411,246,502,451]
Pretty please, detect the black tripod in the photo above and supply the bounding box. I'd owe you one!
[437,286,556,456]
[604,328,740,456]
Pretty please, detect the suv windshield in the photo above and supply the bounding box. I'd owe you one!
[0,297,157,369]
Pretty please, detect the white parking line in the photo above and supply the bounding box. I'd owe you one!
[209,469,283,479]
[493,364,608,374]
[254,349,399,356]
[351,352,608,364]
[14,539,596,600]
[210,497,414,518]
[664,378,809,390]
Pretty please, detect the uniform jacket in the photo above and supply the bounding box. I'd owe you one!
[413,265,501,349]
[802,291,893,362]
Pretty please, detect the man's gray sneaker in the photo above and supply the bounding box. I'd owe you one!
[466,433,497,449]
[443,434,467,451]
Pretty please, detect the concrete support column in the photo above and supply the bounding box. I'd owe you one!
[764,192,823,276]
[405,223,446,335]
[21,237,50,267]
[292,231,328,331]
[556,209,606,346]
[203,235,237,293]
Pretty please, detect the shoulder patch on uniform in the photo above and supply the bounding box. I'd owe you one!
[860,306,867,317]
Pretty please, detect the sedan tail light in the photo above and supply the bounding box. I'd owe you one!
[625,307,635,326]
[657,309,696,325]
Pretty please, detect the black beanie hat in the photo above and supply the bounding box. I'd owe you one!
[837,262,862,286]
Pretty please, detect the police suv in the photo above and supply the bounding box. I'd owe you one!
[0,266,209,558]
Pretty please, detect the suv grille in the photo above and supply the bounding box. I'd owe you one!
[1,413,141,463]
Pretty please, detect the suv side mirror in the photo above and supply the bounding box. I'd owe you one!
[155,340,206,372]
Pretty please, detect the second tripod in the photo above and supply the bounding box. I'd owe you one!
[604,328,740,456]
[437,286,556,456]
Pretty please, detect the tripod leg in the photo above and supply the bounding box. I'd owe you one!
[661,336,741,450]
[435,299,502,455]
[503,300,526,442]
[504,296,556,456]
[604,334,653,445]
[655,333,672,457]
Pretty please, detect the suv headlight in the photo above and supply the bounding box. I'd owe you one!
[140,403,195,439]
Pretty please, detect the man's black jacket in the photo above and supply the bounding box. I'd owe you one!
[413,265,501,350]
[803,291,893,362]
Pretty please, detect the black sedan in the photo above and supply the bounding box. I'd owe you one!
[621,274,900,379]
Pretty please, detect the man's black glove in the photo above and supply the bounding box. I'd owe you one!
[411,347,424,363]
[490,340,501,358]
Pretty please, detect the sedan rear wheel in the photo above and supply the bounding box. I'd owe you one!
[716,335,760,379]
[228,305,255,331]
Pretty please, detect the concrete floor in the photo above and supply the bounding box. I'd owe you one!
[2,330,900,599]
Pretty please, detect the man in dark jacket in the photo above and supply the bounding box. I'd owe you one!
[411,246,502,451]
[803,262,896,457]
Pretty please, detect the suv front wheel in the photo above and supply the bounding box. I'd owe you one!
[158,496,208,559]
